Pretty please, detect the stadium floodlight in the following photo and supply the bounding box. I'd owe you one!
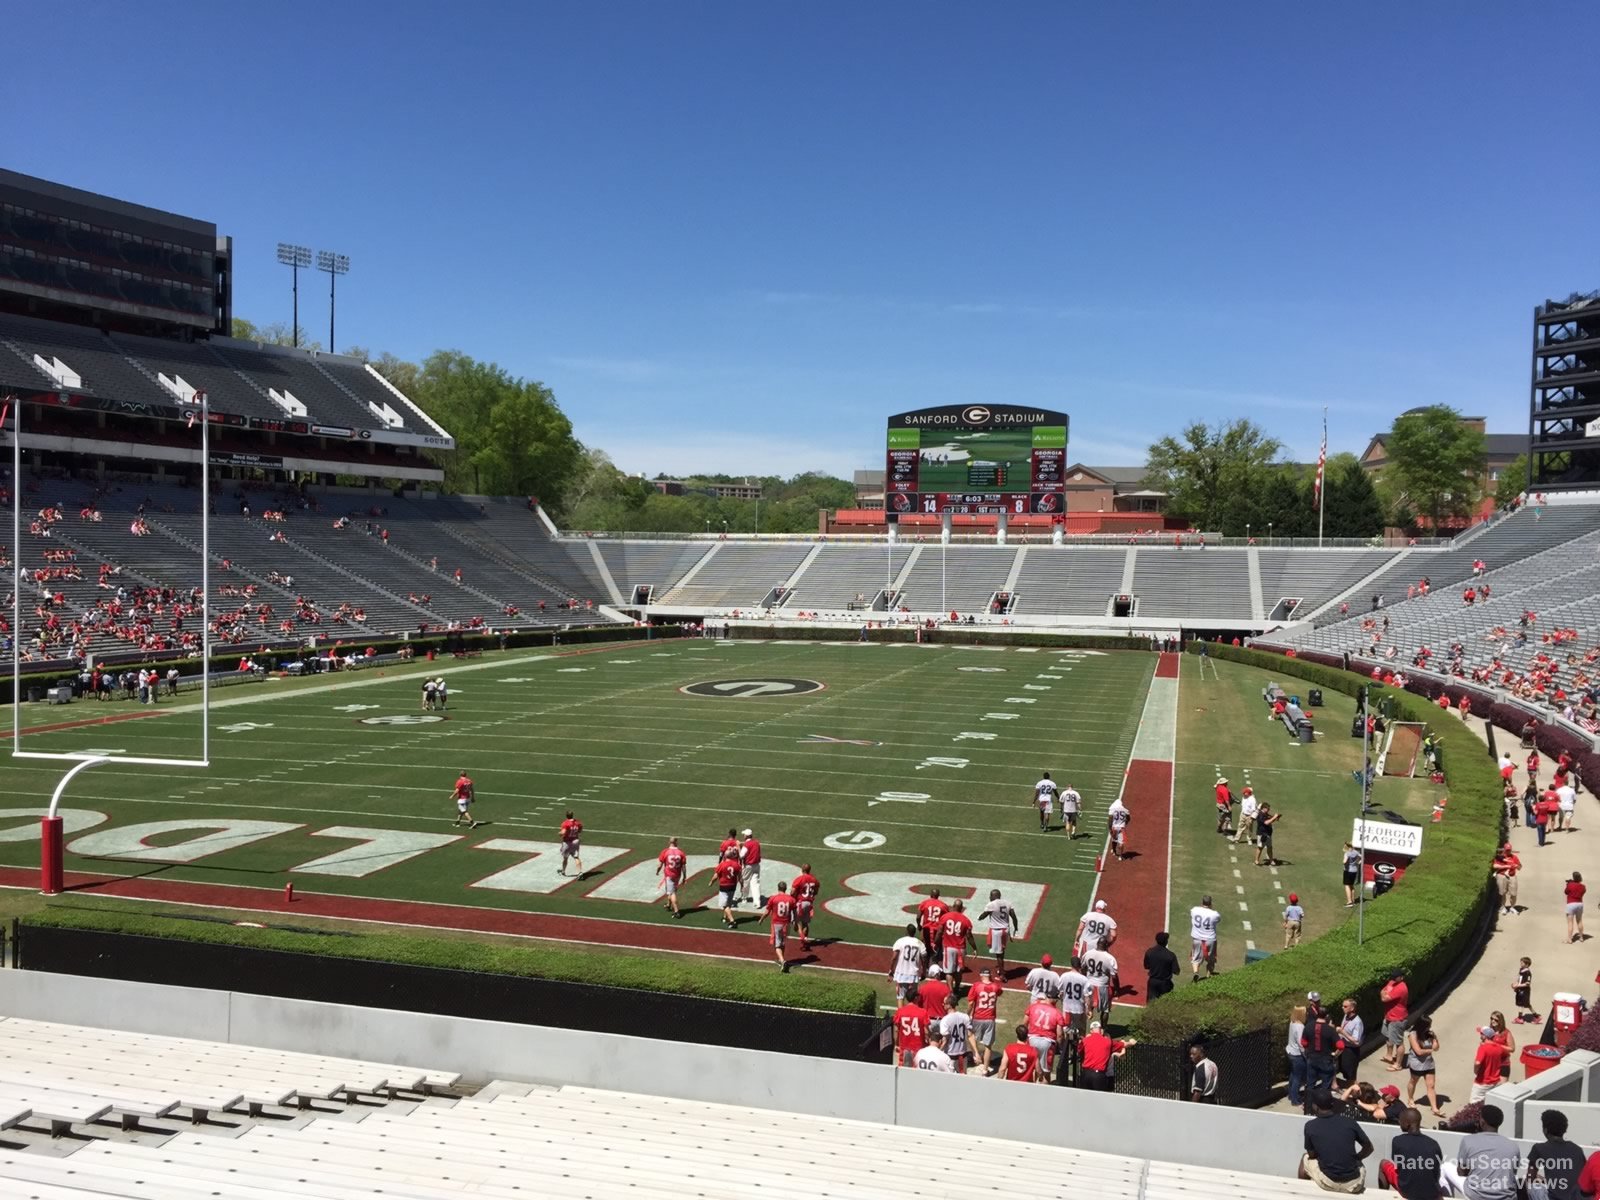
[316,250,351,353]
[276,243,312,348]
[11,394,212,894]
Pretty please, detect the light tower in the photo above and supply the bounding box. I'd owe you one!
[275,243,311,347]
[316,250,351,353]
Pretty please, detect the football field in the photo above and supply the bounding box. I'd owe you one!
[0,640,1157,969]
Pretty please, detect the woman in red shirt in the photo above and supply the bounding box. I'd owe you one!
[1565,871,1587,944]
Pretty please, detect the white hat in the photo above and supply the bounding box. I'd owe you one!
[1089,1020,1103,1032]
[1094,900,1108,911]
[742,828,753,838]
[927,963,944,978]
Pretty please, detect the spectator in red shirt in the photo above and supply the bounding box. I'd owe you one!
[918,965,952,1018]
[1380,971,1409,1071]
[1493,844,1522,915]
[1077,1020,1132,1091]
[1468,1026,1510,1102]
[998,1025,1042,1083]
[1566,872,1587,943]
[1535,790,1561,846]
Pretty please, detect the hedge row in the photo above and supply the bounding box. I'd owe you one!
[731,625,1152,651]
[21,904,880,1016]
[1130,643,1502,1047]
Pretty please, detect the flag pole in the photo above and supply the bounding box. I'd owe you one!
[1317,406,1327,549]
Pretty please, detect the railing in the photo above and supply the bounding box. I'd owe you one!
[560,530,1449,548]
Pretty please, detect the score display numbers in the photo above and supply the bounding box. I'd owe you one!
[885,405,1069,517]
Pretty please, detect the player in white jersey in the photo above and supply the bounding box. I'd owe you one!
[1080,941,1120,1023]
[888,923,927,1001]
[1107,797,1132,861]
[1024,953,1061,1004]
[1189,895,1221,981]
[1056,959,1093,1037]
[912,1044,955,1072]
[1074,899,1118,959]
[978,889,1020,976]
[1059,784,1083,838]
[1034,771,1059,832]
[937,994,977,1073]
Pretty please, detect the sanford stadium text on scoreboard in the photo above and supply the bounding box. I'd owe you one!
[885,404,1069,516]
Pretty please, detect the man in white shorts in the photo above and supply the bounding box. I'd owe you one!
[557,810,583,877]
[888,923,927,1001]
[1074,899,1117,959]
[1060,783,1082,838]
[1107,797,1132,861]
[1081,939,1120,1023]
[1190,894,1221,981]
[1057,956,1092,1037]
[978,888,1020,977]
[1034,771,1059,832]
[1025,953,1061,1004]
[1557,781,1577,831]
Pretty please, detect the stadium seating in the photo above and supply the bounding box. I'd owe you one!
[896,544,1017,611]
[0,1010,1338,1199]
[0,312,172,406]
[1011,547,1130,616]
[661,542,814,607]
[1256,548,1396,618]
[1132,549,1252,620]
[1308,505,1600,626]
[597,540,715,601]
[773,543,916,610]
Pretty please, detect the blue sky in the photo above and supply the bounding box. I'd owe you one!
[9,3,1596,478]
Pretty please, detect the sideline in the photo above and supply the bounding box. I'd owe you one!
[1094,651,1179,1008]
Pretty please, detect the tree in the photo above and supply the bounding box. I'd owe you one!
[230,317,320,350]
[1383,406,1487,529]
[1495,453,1529,510]
[1320,459,1387,539]
[1145,419,1283,530]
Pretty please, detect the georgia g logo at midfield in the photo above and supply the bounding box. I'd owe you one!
[962,405,992,425]
[679,678,825,698]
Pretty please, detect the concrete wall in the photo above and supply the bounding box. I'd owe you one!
[0,970,1567,1183]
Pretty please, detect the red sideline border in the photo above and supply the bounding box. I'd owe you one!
[1090,651,1178,1007]
[0,866,894,973]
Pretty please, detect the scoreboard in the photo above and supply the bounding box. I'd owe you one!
[885,404,1069,516]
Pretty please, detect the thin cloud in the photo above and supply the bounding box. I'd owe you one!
[548,355,671,384]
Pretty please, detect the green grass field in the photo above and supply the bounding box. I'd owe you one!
[0,641,1154,956]
[913,428,1037,493]
[1168,652,1437,969]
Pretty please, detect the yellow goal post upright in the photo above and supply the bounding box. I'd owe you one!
[8,391,212,894]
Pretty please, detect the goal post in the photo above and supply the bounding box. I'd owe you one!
[8,392,213,893]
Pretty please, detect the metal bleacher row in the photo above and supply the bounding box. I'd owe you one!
[0,1018,1323,1200]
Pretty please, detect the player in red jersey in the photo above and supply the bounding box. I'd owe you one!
[1025,997,1067,1082]
[938,900,976,995]
[556,809,583,877]
[719,827,741,858]
[917,889,949,971]
[713,851,741,928]
[655,836,688,919]
[893,989,932,1067]
[760,881,797,972]
[918,965,952,1017]
[967,967,1005,1075]
[790,864,821,947]
[449,771,476,828]
[999,1025,1041,1082]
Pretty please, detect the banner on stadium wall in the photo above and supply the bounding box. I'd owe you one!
[209,452,284,468]
[311,424,354,438]
[1351,818,1422,857]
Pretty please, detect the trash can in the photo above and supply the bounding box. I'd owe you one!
[26,687,42,703]
[426,649,435,661]
[1521,1044,1565,1078]
[1552,993,1585,1047]
[1298,721,1315,744]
